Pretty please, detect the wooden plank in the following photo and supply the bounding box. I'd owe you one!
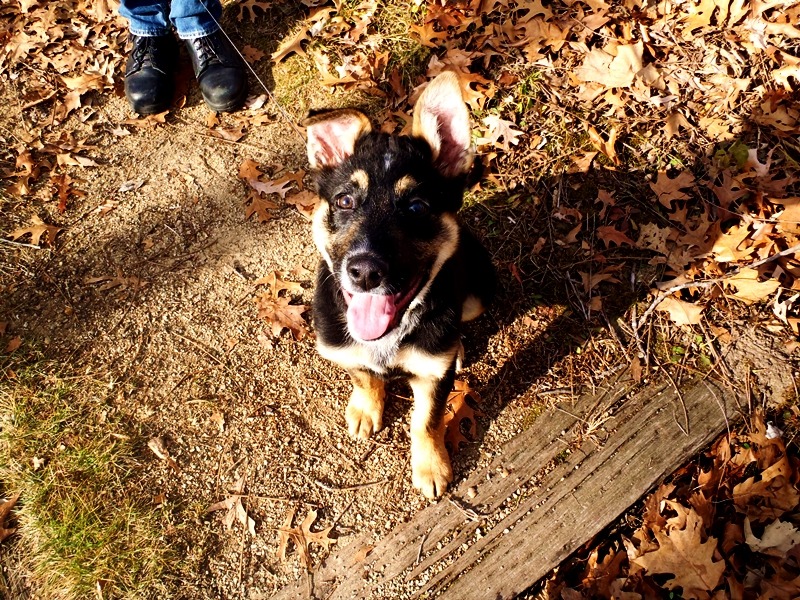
[275,374,739,599]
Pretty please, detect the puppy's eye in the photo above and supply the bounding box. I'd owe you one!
[407,198,429,216]
[336,194,355,209]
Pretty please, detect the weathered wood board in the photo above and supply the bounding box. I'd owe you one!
[275,373,740,599]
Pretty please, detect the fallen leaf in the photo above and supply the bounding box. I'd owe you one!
[575,42,644,88]
[9,216,62,247]
[285,190,320,220]
[147,437,179,471]
[725,268,781,304]
[84,268,145,293]
[244,191,279,223]
[254,271,304,299]
[733,450,799,520]
[633,507,725,596]
[272,8,333,61]
[744,518,800,557]
[206,473,255,536]
[649,171,695,209]
[444,380,483,453]
[118,178,146,193]
[5,337,21,353]
[587,125,619,165]
[596,225,633,248]
[0,492,21,544]
[477,114,523,151]
[242,45,265,63]
[656,296,705,326]
[255,294,309,340]
[277,507,336,569]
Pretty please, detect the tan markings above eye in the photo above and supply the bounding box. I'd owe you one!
[394,174,416,196]
[350,170,369,190]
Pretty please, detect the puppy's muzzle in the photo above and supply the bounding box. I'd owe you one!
[346,253,388,293]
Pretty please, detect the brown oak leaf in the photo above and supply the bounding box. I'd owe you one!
[633,506,725,596]
[9,216,62,247]
[205,473,255,536]
[277,507,336,569]
[477,114,523,151]
[656,296,704,326]
[444,379,483,453]
[254,271,305,299]
[285,190,320,220]
[649,171,695,209]
[596,225,634,248]
[0,492,21,544]
[244,191,279,223]
[256,294,309,340]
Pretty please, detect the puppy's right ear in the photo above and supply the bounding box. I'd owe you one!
[303,109,372,170]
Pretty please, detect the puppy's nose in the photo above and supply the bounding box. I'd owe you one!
[346,254,387,292]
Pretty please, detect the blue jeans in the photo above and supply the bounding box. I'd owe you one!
[118,0,221,39]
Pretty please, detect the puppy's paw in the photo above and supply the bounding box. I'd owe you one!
[412,451,453,499]
[346,394,383,438]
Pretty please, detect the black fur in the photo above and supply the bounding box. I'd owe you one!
[312,130,495,372]
[306,84,494,496]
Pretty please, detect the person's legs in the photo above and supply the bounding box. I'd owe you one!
[167,0,221,38]
[119,0,178,114]
[170,0,248,112]
[118,0,172,36]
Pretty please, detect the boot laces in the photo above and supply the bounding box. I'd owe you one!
[192,36,221,70]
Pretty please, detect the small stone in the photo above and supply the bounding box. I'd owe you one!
[466,486,477,499]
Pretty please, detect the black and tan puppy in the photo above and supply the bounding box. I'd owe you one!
[304,71,495,498]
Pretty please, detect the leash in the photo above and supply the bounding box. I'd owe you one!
[199,2,306,142]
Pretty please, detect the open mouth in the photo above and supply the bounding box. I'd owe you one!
[342,275,424,341]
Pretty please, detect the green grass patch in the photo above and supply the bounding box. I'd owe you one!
[0,360,172,599]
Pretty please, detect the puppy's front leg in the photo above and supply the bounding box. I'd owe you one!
[346,368,385,439]
[409,364,456,499]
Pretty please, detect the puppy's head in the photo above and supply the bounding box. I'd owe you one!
[305,72,473,343]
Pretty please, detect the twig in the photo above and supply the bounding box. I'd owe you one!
[222,493,299,502]
[313,478,391,492]
[703,381,731,442]
[601,310,629,358]
[747,242,800,269]
[537,386,581,397]
[660,366,689,436]
[415,532,429,565]
[636,242,800,333]
[0,238,44,249]
[630,304,648,362]
[447,495,485,522]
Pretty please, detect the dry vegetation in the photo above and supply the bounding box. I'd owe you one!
[1,0,799,598]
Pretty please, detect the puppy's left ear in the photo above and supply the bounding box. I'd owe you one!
[304,109,372,170]
[412,71,473,179]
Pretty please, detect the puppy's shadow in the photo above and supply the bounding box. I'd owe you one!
[450,171,655,477]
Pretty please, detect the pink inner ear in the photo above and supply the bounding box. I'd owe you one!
[412,72,472,179]
[434,106,470,174]
[307,114,370,169]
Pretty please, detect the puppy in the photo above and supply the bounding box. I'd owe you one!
[304,71,495,498]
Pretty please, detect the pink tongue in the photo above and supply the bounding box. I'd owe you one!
[347,293,397,341]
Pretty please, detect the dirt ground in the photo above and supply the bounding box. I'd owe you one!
[0,44,613,600]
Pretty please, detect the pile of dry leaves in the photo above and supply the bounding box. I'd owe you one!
[265,0,800,334]
[548,410,800,599]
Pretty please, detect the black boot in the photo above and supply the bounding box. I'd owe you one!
[124,34,178,115]
[185,30,248,113]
